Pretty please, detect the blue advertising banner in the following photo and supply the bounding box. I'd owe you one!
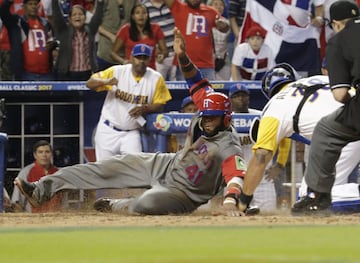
[145,113,260,152]
[0,81,261,92]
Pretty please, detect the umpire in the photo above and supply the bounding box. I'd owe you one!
[292,0,360,215]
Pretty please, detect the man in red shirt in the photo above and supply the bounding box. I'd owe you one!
[0,0,56,80]
[0,0,45,80]
[163,0,229,80]
[11,140,63,212]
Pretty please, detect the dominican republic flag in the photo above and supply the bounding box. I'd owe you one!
[240,0,321,74]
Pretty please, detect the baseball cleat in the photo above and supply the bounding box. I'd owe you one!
[245,206,260,216]
[14,178,41,207]
[291,191,331,216]
[93,198,113,212]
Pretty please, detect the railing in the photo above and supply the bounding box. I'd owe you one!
[144,113,260,152]
[0,80,261,91]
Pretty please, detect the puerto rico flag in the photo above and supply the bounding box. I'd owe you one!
[240,0,321,74]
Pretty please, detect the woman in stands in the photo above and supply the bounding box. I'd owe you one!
[51,0,104,80]
[110,3,168,70]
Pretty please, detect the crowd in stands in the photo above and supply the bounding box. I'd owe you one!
[3,0,358,213]
[0,0,329,82]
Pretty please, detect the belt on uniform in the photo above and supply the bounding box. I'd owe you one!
[104,120,127,132]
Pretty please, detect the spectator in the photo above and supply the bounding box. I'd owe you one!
[311,0,326,61]
[163,0,230,80]
[87,43,172,161]
[143,0,177,81]
[231,25,274,81]
[11,140,63,212]
[96,0,137,71]
[0,0,46,81]
[167,96,198,153]
[179,95,197,114]
[219,0,232,52]
[85,0,99,49]
[44,0,96,30]
[0,17,13,80]
[244,1,325,76]
[229,83,276,211]
[229,84,259,114]
[0,0,57,80]
[51,0,104,80]
[110,3,168,70]
[311,0,326,28]
[209,0,231,81]
[228,0,246,45]
[41,0,54,26]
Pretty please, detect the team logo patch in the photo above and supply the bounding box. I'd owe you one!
[203,98,212,109]
[234,156,247,170]
[153,114,172,132]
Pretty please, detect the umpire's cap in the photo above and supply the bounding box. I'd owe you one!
[330,0,360,26]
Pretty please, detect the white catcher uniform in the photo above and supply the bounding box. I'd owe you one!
[93,64,171,160]
[256,75,360,201]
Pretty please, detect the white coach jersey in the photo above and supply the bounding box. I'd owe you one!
[97,64,171,130]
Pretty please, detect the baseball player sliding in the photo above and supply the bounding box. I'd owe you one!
[87,43,172,161]
[14,28,255,216]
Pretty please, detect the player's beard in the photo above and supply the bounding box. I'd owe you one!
[200,116,227,137]
[203,125,226,137]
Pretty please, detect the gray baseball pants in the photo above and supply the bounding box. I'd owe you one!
[33,153,198,215]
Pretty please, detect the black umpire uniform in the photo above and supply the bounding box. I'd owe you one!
[292,0,360,214]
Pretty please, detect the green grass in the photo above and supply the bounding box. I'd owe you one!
[1,225,359,263]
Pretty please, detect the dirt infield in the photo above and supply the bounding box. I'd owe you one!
[1,210,360,228]
[2,190,359,228]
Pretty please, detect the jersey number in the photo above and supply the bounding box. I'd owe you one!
[291,82,330,102]
[186,165,204,184]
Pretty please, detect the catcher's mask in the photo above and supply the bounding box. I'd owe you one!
[262,63,299,99]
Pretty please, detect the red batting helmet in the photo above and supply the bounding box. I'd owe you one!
[199,92,232,128]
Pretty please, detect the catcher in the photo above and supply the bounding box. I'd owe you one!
[14,28,253,216]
